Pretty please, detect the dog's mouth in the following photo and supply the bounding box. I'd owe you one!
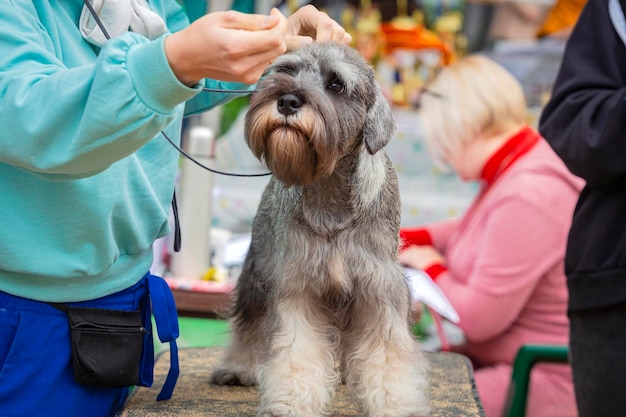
[262,127,319,186]
[244,78,342,186]
[244,108,337,186]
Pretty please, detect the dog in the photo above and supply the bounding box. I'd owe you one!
[210,42,430,417]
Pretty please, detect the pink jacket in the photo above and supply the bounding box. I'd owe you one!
[426,138,583,363]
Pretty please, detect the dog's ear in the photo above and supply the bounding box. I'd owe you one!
[363,89,396,155]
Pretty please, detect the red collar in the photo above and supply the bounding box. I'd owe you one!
[480,126,540,186]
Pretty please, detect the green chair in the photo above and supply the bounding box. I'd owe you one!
[503,344,570,417]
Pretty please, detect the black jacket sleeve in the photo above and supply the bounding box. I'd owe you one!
[539,0,626,187]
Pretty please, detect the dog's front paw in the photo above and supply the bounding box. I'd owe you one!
[256,405,297,417]
[210,368,257,386]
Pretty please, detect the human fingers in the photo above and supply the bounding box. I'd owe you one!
[415,246,445,270]
[222,11,287,65]
[286,5,351,45]
[222,9,287,78]
[398,245,444,271]
[227,13,287,56]
[164,10,287,86]
[306,17,351,44]
[198,32,285,84]
[284,35,313,51]
[230,48,284,84]
[398,247,422,270]
[215,8,282,31]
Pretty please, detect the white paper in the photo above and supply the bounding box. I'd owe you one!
[222,234,252,267]
[404,267,460,323]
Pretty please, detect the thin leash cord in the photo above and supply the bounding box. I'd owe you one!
[82,0,110,38]
[160,129,270,178]
[81,0,271,178]
[81,0,272,252]
[202,87,258,94]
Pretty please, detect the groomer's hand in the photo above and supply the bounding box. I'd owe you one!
[285,4,352,50]
[165,8,288,86]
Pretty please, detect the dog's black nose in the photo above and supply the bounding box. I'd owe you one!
[277,94,303,116]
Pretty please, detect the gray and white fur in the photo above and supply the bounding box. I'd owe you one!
[210,42,430,417]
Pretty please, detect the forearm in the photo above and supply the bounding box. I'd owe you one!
[0,32,197,179]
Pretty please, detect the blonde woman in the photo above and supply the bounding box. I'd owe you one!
[399,55,583,417]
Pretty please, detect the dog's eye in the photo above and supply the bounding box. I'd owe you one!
[327,77,345,94]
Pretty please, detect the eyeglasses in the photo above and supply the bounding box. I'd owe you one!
[413,87,446,109]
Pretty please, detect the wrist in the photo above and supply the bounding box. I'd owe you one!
[424,263,447,281]
[164,33,202,87]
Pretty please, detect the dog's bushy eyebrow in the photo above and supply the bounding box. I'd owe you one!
[320,57,359,92]
[273,54,325,78]
[272,47,367,94]
[274,54,301,66]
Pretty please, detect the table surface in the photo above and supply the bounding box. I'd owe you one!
[121,346,484,417]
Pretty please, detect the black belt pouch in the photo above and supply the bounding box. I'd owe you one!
[52,304,148,388]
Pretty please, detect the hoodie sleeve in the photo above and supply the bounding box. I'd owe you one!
[539,0,626,186]
[0,0,199,180]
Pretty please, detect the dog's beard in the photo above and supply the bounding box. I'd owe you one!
[245,101,340,187]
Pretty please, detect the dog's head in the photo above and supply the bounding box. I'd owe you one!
[244,42,396,187]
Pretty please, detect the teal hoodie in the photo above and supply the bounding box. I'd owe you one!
[0,0,250,302]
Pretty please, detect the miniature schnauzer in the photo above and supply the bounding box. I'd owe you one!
[210,42,430,417]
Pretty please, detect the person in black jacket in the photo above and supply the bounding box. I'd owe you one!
[539,0,626,415]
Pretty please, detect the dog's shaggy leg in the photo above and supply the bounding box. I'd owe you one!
[257,296,339,417]
[343,292,430,417]
[211,250,269,387]
[210,324,264,386]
